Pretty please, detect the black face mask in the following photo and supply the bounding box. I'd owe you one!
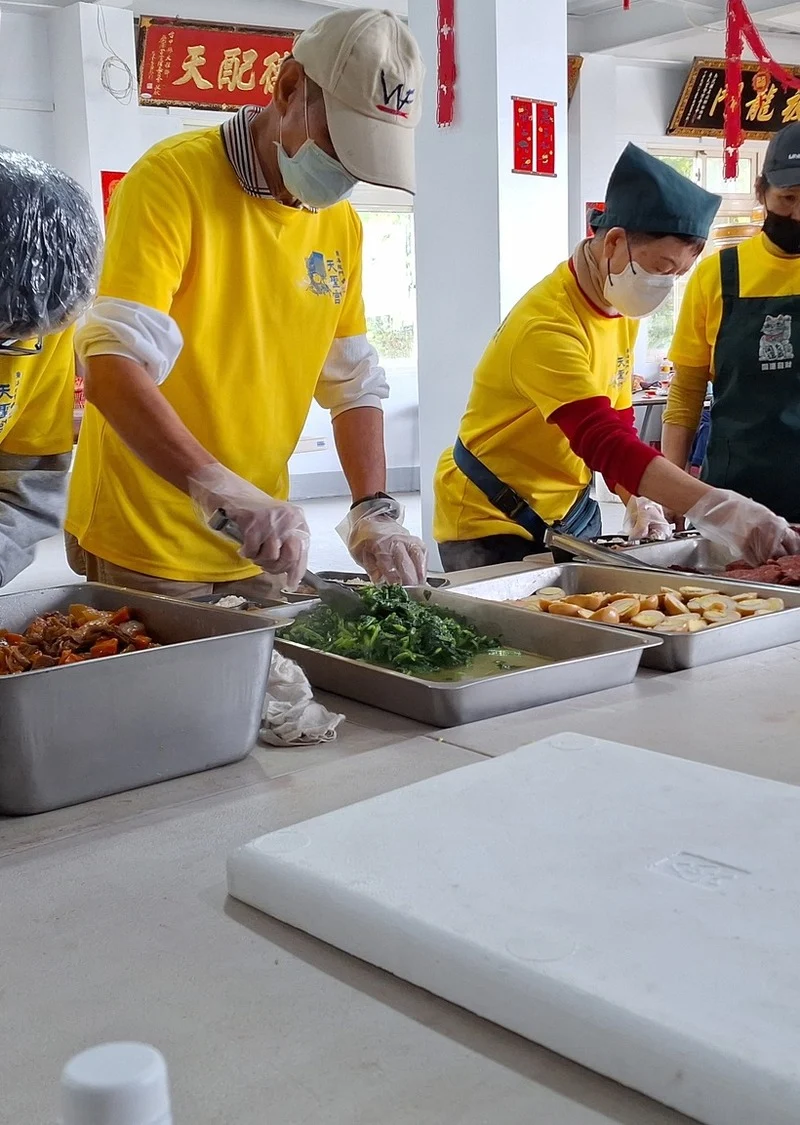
[763,210,800,255]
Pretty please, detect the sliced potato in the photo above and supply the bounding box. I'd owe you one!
[591,606,620,625]
[575,608,596,620]
[687,595,737,614]
[564,592,605,611]
[732,592,762,603]
[507,596,544,611]
[547,601,582,617]
[687,616,709,632]
[697,594,738,613]
[662,592,691,617]
[733,598,767,616]
[537,587,566,599]
[655,617,693,634]
[639,594,660,612]
[703,608,741,625]
[660,586,683,597]
[735,597,785,616]
[608,597,641,622]
[631,610,666,629]
[680,586,715,599]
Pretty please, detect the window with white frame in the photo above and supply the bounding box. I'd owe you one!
[349,184,417,384]
[641,147,764,365]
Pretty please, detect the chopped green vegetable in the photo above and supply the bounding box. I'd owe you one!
[279,584,500,675]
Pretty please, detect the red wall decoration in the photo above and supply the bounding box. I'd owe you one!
[436,0,457,127]
[724,0,800,178]
[585,201,605,237]
[100,171,126,223]
[137,16,297,111]
[512,97,557,177]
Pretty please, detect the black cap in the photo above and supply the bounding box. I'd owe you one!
[763,123,800,188]
[594,143,720,240]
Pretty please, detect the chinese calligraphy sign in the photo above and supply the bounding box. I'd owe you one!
[137,17,298,111]
[668,56,800,141]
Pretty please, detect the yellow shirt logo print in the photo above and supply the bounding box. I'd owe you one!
[0,371,22,436]
[611,353,630,390]
[304,251,348,305]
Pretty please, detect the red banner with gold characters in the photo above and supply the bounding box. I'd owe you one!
[100,170,126,224]
[512,97,557,177]
[137,17,298,112]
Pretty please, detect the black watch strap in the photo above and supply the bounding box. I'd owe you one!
[350,491,393,510]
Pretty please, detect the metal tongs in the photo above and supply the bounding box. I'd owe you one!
[208,509,366,618]
[545,528,663,572]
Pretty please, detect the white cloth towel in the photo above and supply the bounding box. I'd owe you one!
[260,652,345,747]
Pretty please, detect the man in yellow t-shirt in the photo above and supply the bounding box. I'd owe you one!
[435,144,800,572]
[665,122,800,523]
[67,8,426,596]
[0,150,100,587]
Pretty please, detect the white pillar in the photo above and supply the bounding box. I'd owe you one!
[408,0,569,555]
[49,2,142,221]
[568,53,619,248]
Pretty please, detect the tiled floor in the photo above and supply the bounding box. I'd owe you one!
[2,494,625,594]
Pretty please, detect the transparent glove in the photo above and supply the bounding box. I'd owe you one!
[686,488,800,567]
[337,495,427,586]
[623,496,673,542]
[189,462,309,590]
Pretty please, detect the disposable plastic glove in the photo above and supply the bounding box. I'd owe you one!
[686,488,800,567]
[189,463,310,590]
[623,496,673,542]
[337,495,427,585]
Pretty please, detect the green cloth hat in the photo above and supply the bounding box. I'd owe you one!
[594,143,721,240]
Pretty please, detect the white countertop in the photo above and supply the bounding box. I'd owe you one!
[3,566,798,1124]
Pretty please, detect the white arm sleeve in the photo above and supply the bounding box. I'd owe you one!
[75,297,183,386]
[315,334,390,419]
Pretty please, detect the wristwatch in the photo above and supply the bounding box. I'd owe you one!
[350,491,394,510]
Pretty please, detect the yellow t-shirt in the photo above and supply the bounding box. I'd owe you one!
[67,128,366,582]
[666,233,800,430]
[0,328,75,457]
[434,260,637,543]
[670,233,800,371]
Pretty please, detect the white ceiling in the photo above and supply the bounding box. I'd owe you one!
[568,1,800,60]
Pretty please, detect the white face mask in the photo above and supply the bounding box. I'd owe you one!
[275,79,358,210]
[603,256,675,319]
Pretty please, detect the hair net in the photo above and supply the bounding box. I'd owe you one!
[0,148,102,340]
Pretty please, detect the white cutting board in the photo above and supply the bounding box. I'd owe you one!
[228,735,800,1125]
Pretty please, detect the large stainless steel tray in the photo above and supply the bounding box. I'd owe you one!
[450,564,800,672]
[273,588,660,728]
[0,584,276,816]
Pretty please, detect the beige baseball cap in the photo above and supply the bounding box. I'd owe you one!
[293,8,425,194]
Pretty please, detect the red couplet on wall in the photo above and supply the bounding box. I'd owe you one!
[436,0,457,126]
[512,97,557,177]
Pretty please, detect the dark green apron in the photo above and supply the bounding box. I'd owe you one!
[703,245,800,522]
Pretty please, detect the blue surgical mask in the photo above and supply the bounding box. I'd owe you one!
[276,79,358,210]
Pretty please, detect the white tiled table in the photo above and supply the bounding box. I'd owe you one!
[5,562,800,1124]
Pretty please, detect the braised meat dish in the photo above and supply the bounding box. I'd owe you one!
[0,604,158,676]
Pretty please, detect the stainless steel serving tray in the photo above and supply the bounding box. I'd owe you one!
[450,564,800,672]
[619,537,734,573]
[0,584,276,815]
[272,587,660,728]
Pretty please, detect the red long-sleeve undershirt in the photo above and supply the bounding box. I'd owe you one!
[550,397,661,496]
